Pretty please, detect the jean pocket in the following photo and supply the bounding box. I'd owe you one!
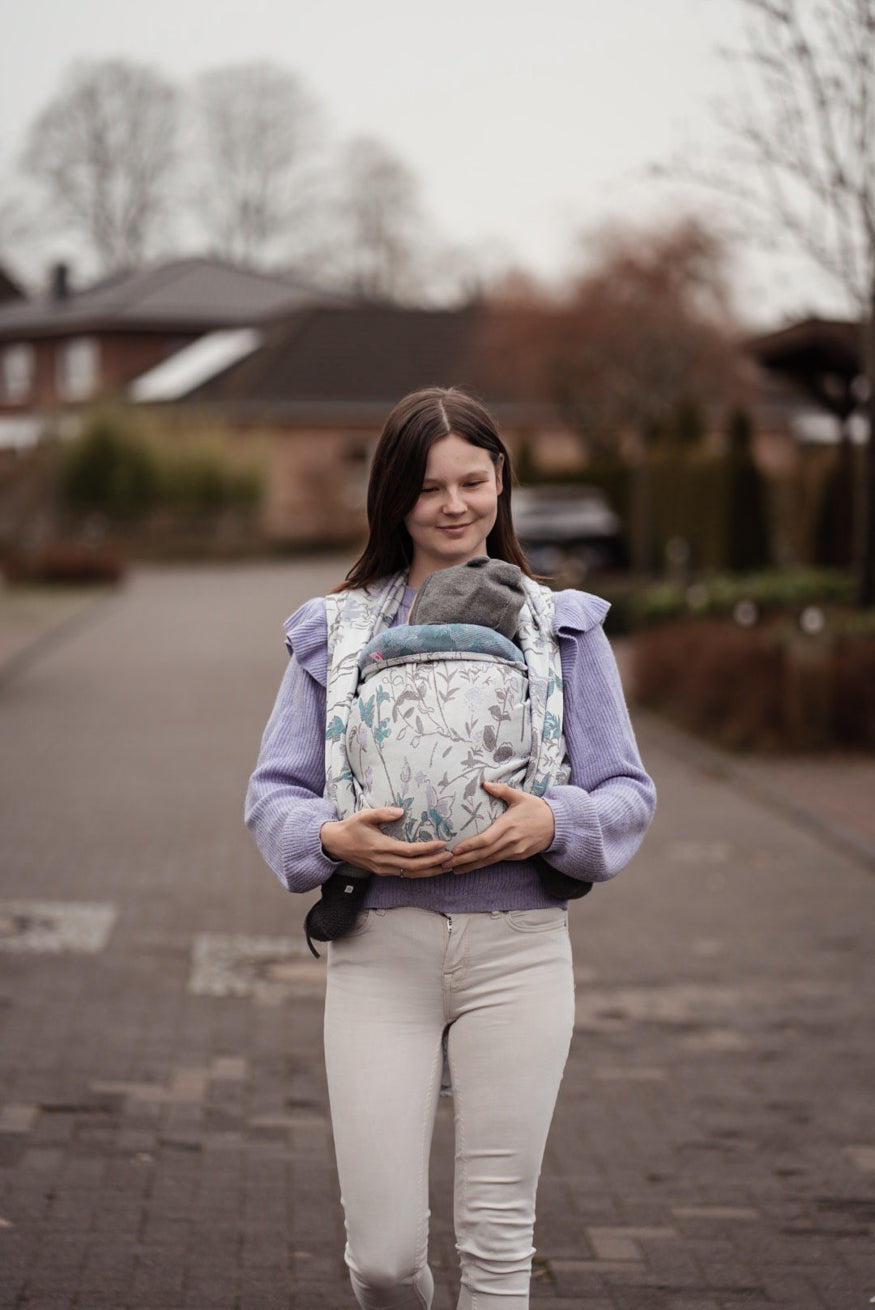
[504,908,568,934]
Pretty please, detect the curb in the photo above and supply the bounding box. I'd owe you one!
[0,586,118,690]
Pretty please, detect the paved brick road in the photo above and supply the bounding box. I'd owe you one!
[1,562,873,1310]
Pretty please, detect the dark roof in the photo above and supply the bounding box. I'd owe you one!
[747,317,862,419]
[748,317,860,375]
[179,303,551,423]
[0,257,329,339]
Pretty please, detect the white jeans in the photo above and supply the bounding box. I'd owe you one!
[324,906,575,1309]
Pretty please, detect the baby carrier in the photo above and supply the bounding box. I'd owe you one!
[305,559,591,955]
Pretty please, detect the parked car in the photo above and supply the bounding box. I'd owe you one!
[512,484,626,576]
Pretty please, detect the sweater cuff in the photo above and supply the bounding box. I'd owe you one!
[544,790,579,859]
[280,799,342,890]
[542,786,607,880]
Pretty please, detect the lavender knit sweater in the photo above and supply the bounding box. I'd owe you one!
[245,586,656,912]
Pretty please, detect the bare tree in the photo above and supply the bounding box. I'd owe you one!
[689,0,875,603]
[22,59,179,274]
[486,220,742,455]
[191,62,321,267]
[331,136,430,303]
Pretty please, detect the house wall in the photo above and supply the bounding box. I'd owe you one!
[263,426,373,544]
[0,331,197,413]
[99,333,195,395]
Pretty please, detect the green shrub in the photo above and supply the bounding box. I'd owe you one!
[61,419,161,521]
[160,450,263,519]
[163,455,230,516]
[60,415,264,527]
[619,568,855,630]
[226,466,263,515]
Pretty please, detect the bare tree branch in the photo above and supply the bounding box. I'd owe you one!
[21,59,179,273]
[325,136,432,304]
[191,62,322,267]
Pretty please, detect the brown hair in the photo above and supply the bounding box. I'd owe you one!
[339,387,532,591]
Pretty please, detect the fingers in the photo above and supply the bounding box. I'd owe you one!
[451,825,501,859]
[481,779,519,801]
[374,848,456,879]
[450,827,509,873]
[450,781,526,860]
[355,810,448,852]
[358,813,452,879]
[357,806,405,824]
[380,835,448,855]
[343,791,549,879]
[452,788,554,868]
[452,848,503,873]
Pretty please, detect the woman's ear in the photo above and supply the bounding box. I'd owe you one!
[494,454,504,494]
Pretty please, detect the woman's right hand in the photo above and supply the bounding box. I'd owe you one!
[320,807,454,878]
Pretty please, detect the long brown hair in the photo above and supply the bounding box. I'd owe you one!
[339,387,532,592]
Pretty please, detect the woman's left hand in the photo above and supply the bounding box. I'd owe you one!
[449,780,555,874]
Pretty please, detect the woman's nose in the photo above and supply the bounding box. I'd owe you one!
[442,487,466,514]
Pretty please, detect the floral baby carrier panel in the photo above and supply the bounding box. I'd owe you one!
[324,572,570,853]
[348,623,532,843]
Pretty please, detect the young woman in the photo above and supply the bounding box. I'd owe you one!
[245,387,656,1309]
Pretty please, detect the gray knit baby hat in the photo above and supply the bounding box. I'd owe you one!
[408,556,525,641]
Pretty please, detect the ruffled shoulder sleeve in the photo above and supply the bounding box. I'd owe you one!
[552,588,611,636]
[283,596,328,686]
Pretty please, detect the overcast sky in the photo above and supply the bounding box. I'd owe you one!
[0,0,849,324]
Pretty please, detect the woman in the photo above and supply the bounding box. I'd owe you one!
[245,387,656,1309]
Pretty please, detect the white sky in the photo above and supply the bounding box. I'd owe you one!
[0,0,851,324]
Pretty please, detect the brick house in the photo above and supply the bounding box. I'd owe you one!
[0,258,326,449]
[130,302,575,544]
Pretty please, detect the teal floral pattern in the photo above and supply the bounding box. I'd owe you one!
[348,632,533,843]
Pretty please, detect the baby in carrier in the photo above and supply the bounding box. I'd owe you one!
[305,557,587,955]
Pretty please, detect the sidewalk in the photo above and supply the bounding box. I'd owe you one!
[0,581,115,688]
[0,563,873,1310]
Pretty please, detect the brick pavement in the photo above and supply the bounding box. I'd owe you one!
[0,562,873,1310]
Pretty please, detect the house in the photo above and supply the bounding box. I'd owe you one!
[129,302,574,543]
[747,317,867,448]
[0,257,329,448]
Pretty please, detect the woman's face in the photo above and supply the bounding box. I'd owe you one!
[404,433,503,586]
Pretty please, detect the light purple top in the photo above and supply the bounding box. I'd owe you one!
[244,586,656,911]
